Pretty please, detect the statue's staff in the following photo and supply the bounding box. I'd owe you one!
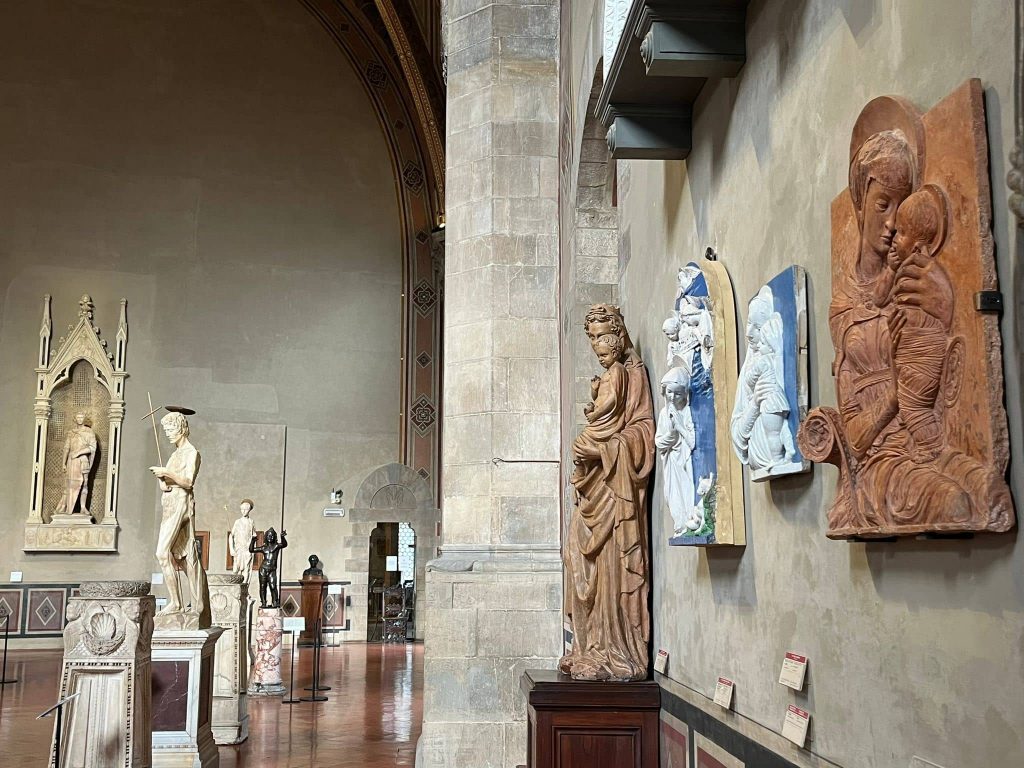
[141,392,163,465]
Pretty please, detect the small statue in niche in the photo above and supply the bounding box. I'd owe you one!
[560,304,654,682]
[251,527,288,608]
[229,499,257,581]
[655,367,696,538]
[731,287,797,475]
[150,410,211,628]
[302,554,323,578]
[52,412,98,518]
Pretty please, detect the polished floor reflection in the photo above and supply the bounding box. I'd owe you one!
[0,642,423,767]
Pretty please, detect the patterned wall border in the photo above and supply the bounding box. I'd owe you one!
[659,683,806,768]
[280,582,350,632]
[0,583,78,639]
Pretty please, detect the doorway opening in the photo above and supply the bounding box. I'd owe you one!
[366,522,416,642]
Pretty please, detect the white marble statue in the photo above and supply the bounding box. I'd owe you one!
[730,286,796,479]
[52,411,98,517]
[150,411,210,629]
[229,499,256,582]
[655,367,696,537]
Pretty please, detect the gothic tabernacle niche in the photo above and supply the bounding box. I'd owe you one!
[24,294,128,552]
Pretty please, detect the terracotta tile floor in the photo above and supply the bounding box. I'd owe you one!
[0,642,423,767]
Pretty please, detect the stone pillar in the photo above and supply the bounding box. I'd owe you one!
[419,2,564,767]
[248,607,285,696]
[208,574,249,745]
[151,627,223,768]
[52,580,154,768]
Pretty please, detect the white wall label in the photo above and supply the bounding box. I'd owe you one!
[155,597,168,609]
[283,617,306,633]
[782,705,810,747]
[654,649,669,674]
[9,571,23,583]
[778,652,807,690]
[327,583,343,596]
[151,572,164,585]
[713,677,734,709]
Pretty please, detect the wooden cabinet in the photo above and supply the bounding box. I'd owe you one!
[521,670,660,768]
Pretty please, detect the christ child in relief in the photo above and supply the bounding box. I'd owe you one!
[872,184,954,462]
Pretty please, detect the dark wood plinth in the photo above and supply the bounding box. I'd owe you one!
[298,576,326,646]
[521,669,660,768]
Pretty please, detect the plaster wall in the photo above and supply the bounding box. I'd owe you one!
[595,1,1023,767]
[0,2,403,599]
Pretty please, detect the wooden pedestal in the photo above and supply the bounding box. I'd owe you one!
[298,576,325,646]
[521,670,660,768]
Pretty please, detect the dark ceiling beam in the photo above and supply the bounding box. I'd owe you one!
[597,1,749,161]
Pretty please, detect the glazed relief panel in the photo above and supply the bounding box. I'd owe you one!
[731,266,809,481]
[657,260,744,546]
[798,80,1015,538]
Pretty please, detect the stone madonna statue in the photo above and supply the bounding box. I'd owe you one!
[560,304,654,682]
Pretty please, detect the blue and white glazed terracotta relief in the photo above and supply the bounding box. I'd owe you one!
[730,266,811,482]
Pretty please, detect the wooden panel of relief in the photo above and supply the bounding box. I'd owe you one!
[657,258,745,546]
[798,79,1015,539]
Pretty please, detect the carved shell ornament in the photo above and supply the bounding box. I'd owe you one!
[83,609,126,656]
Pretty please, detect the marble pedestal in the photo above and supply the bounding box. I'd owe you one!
[248,608,285,696]
[52,581,154,768]
[208,574,249,745]
[152,627,223,768]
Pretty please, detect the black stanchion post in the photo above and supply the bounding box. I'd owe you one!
[300,616,327,703]
[0,613,17,685]
[282,629,301,705]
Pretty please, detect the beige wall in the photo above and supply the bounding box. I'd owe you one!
[0,2,403,597]
[565,1,1023,767]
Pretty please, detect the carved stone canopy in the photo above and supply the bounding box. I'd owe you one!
[24,295,128,553]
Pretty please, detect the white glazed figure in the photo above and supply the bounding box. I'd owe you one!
[731,286,796,477]
[655,367,697,537]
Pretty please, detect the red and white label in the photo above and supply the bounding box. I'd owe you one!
[713,677,734,709]
[654,649,669,674]
[782,705,810,746]
[778,652,808,690]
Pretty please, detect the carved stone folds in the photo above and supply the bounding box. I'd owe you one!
[53,581,154,768]
[208,574,249,745]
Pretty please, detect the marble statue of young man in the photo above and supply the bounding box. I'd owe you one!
[229,499,257,582]
[53,411,98,517]
[150,411,211,629]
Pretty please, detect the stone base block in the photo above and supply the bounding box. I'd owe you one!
[54,582,154,768]
[209,574,249,745]
[152,627,224,768]
[24,520,118,552]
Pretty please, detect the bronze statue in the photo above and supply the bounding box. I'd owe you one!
[302,554,323,578]
[559,304,654,681]
[251,527,288,608]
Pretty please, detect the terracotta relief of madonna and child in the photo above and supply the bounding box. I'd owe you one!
[798,80,1015,539]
